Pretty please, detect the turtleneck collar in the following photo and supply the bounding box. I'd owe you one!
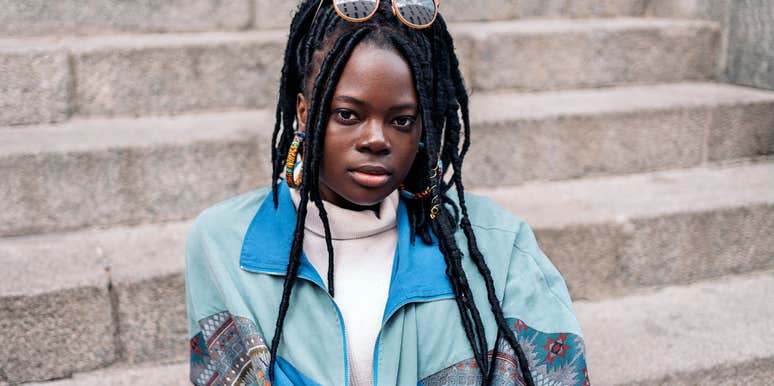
[289,188,399,240]
[240,180,455,321]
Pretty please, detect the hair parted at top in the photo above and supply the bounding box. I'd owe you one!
[268,1,534,385]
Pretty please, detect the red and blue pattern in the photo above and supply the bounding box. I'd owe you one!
[421,318,590,385]
[190,312,271,386]
[190,313,588,385]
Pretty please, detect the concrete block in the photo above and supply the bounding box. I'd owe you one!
[623,204,774,288]
[534,223,626,300]
[0,111,271,237]
[726,0,774,90]
[115,274,187,364]
[442,0,520,22]
[0,221,190,382]
[0,289,116,383]
[625,357,774,386]
[72,31,284,117]
[254,0,299,30]
[453,19,720,91]
[577,271,774,385]
[478,162,774,299]
[517,0,647,18]
[646,0,732,22]
[465,108,707,185]
[0,233,115,383]
[104,222,189,363]
[0,46,71,126]
[26,362,188,386]
[703,78,774,161]
[708,102,774,161]
[646,0,732,80]
[465,83,774,186]
[0,0,251,36]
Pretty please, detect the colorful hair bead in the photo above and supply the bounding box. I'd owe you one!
[285,131,306,188]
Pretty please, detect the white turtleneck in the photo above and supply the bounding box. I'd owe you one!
[290,189,399,386]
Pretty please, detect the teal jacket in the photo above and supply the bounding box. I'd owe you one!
[186,182,589,386]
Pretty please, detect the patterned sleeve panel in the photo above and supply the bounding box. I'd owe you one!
[190,311,272,386]
[420,318,590,386]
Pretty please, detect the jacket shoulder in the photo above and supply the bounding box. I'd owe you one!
[191,187,271,236]
[185,188,271,326]
[460,192,582,335]
[185,188,271,283]
[461,192,555,259]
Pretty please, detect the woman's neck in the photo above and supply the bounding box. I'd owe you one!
[289,189,399,240]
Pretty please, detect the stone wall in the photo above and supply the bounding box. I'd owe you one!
[648,0,774,90]
[725,0,774,90]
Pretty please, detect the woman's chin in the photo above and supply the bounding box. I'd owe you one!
[330,187,397,211]
[318,174,401,211]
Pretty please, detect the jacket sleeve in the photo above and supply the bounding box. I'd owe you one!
[497,221,591,385]
[185,218,271,386]
[186,218,230,386]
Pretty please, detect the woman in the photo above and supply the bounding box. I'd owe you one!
[186,1,589,385]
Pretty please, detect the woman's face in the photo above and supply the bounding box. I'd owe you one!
[297,43,422,211]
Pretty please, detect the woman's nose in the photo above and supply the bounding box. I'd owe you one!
[356,121,391,155]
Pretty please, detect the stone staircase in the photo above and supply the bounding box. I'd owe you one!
[1,0,772,384]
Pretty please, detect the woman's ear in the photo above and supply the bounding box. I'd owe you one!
[296,93,308,133]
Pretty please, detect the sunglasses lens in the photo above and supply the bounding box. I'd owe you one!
[333,0,379,21]
[395,0,437,27]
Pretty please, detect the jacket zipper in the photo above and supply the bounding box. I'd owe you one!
[371,294,456,386]
[327,294,350,386]
[240,265,350,386]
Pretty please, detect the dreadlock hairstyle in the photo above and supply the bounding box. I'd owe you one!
[269,1,534,385]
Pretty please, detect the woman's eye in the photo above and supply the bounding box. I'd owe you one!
[335,109,359,123]
[394,116,417,129]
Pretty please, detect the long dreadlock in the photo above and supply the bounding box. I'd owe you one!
[269,2,534,385]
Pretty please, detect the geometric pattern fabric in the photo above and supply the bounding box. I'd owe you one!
[421,318,590,386]
[190,312,270,386]
[190,314,589,385]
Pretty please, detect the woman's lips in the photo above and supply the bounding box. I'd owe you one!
[350,166,391,188]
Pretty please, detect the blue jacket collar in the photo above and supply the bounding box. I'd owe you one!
[239,181,454,320]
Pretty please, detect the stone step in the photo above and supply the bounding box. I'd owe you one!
[474,161,774,301]
[454,18,718,93]
[2,162,772,383]
[0,18,719,126]
[465,82,774,186]
[0,111,271,237]
[24,362,188,386]
[3,82,772,237]
[0,0,649,37]
[0,0,252,37]
[0,221,190,383]
[0,30,286,127]
[12,273,774,385]
[577,270,774,385]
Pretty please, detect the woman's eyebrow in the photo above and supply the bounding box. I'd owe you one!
[333,95,367,106]
[333,95,417,111]
[388,103,419,112]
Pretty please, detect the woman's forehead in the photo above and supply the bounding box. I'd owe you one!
[331,44,418,108]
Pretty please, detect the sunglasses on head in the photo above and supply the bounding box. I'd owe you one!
[313,0,440,29]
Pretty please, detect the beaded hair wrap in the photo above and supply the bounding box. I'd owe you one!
[285,131,306,188]
[399,156,443,219]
